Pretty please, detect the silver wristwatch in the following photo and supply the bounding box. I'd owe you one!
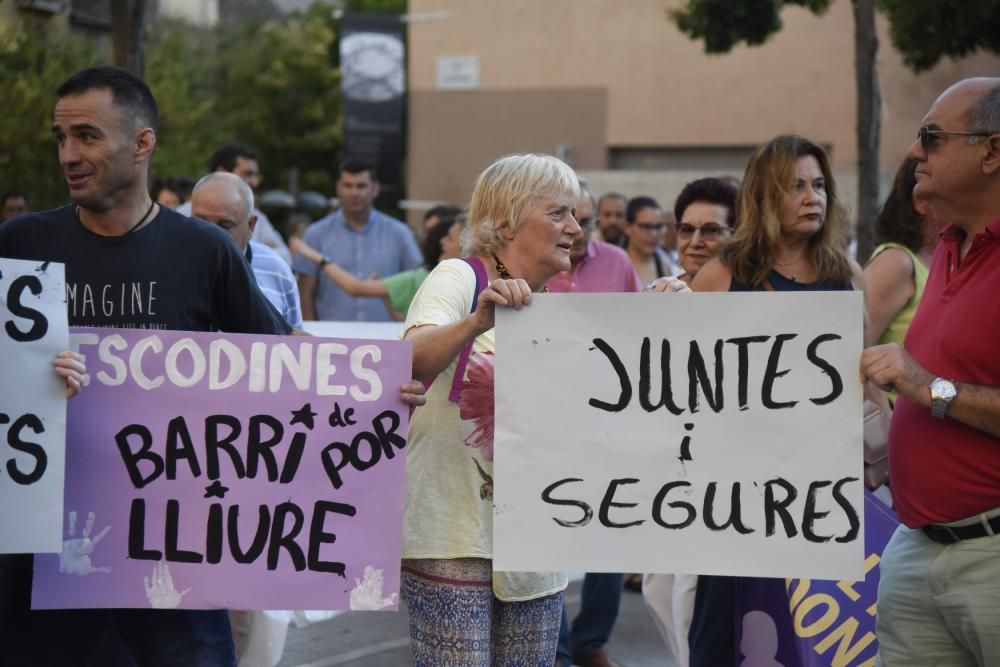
[929,377,957,418]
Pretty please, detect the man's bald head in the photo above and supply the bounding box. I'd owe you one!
[958,78,1000,136]
[191,171,257,251]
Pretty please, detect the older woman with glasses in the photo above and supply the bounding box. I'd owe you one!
[673,177,739,284]
[624,195,675,285]
[640,176,739,666]
[400,153,580,666]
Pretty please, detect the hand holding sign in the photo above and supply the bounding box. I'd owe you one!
[645,276,692,293]
[860,343,933,408]
[471,278,533,335]
[52,351,86,399]
[59,510,111,575]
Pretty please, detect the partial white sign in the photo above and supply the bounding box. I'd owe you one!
[1,258,68,553]
[302,320,403,341]
[493,292,864,580]
[436,55,480,90]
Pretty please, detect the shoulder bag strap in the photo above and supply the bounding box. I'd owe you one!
[448,256,488,402]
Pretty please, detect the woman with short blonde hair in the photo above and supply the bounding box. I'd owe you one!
[401,153,581,666]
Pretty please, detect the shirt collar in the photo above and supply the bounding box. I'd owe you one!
[335,208,377,233]
[940,218,1000,246]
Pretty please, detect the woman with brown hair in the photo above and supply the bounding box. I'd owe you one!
[687,135,863,666]
[693,135,863,293]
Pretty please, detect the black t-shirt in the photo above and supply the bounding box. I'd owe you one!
[0,204,291,334]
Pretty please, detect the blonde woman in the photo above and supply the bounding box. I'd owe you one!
[401,154,581,665]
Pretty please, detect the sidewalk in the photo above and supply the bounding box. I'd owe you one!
[277,580,676,667]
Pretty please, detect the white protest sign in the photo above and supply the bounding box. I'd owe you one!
[0,258,68,553]
[494,292,864,580]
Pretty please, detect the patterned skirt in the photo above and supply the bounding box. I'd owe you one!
[401,558,563,666]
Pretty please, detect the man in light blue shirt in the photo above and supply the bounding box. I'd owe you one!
[293,157,422,321]
[247,241,303,329]
[190,172,303,330]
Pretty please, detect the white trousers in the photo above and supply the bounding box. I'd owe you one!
[641,573,699,667]
[229,610,289,667]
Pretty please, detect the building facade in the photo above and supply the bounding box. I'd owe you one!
[405,0,1000,228]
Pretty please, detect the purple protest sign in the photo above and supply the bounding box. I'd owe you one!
[736,490,898,666]
[33,328,411,611]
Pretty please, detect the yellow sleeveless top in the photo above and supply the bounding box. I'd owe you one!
[868,242,929,347]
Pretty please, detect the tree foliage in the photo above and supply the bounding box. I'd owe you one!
[0,22,102,210]
[669,0,1000,262]
[145,18,229,182]
[670,0,832,53]
[0,1,384,210]
[213,2,341,194]
[878,0,1000,72]
[671,0,1000,74]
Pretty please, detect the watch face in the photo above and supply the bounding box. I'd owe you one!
[341,32,405,103]
[931,378,957,400]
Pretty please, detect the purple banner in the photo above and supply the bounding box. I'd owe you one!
[736,490,898,666]
[33,328,411,611]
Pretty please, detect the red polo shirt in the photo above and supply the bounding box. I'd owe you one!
[890,218,1000,527]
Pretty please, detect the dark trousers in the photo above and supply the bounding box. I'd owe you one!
[1,554,236,667]
[556,572,624,660]
[688,574,736,667]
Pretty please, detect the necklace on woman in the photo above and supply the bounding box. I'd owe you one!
[76,199,156,237]
[774,256,808,282]
[492,254,548,292]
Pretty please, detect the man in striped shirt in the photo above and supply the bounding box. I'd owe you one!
[191,172,304,330]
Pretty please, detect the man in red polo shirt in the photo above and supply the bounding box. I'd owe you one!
[862,77,1000,666]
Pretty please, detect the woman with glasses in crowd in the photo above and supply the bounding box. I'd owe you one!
[687,135,864,666]
[624,195,674,285]
[400,153,580,666]
[672,177,740,284]
[642,176,739,667]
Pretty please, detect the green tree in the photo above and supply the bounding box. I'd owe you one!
[0,1,398,217]
[214,2,342,195]
[145,18,229,181]
[670,0,1000,262]
[0,22,102,210]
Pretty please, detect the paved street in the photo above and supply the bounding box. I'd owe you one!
[278,578,677,667]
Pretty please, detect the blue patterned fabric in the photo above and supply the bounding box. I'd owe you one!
[402,558,563,666]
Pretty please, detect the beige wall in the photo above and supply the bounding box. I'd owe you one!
[406,0,1000,225]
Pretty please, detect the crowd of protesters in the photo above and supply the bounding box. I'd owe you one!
[1,64,999,667]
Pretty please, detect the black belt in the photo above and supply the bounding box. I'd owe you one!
[923,515,1000,544]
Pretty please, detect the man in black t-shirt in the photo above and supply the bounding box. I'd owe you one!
[0,66,290,667]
